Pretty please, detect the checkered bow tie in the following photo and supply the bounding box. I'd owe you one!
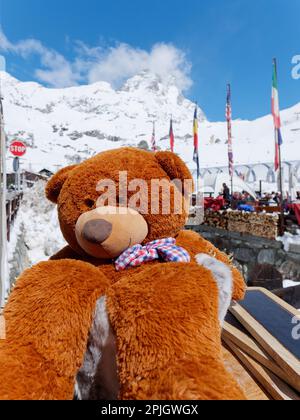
[115,238,190,272]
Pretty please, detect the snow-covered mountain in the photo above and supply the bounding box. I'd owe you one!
[1,70,300,175]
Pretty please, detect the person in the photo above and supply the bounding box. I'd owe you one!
[259,193,271,206]
[222,183,231,202]
[242,191,255,203]
[231,192,242,210]
[296,191,300,201]
[273,192,281,205]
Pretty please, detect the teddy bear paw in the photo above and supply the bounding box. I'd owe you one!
[196,254,233,326]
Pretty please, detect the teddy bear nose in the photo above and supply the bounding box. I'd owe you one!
[82,219,113,244]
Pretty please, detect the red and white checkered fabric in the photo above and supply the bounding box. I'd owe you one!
[115,238,190,272]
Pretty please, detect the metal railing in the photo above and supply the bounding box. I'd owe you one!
[6,192,23,242]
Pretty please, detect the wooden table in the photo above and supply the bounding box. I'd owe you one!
[222,345,269,400]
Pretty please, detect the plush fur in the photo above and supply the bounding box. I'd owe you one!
[0,147,246,400]
[105,263,245,400]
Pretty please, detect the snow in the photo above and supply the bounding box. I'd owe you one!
[1,70,299,190]
[7,181,66,268]
[277,229,300,252]
[283,280,300,288]
[1,70,205,173]
[6,210,22,276]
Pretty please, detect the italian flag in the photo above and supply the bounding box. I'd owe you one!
[272,59,283,171]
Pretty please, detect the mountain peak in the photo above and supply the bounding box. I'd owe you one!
[120,71,178,94]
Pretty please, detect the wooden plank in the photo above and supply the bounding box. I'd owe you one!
[229,288,300,391]
[236,289,300,358]
[224,336,300,401]
[222,321,300,391]
[225,312,249,335]
[222,344,269,400]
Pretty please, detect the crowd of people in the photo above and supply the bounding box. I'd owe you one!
[221,183,300,207]
[221,184,255,209]
[216,183,300,225]
[204,184,300,225]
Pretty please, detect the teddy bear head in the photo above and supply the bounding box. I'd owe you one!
[46,147,193,260]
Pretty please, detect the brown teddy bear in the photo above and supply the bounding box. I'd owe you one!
[0,147,246,400]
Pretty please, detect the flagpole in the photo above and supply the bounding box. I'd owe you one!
[193,103,200,194]
[151,120,156,152]
[0,82,8,307]
[277,127,285,235]
[197,103,200,195]
[169,115,174,153]
[226,84,234,205]
[273,58,285,235]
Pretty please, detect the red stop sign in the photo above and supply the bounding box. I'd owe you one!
[10,141,27,157]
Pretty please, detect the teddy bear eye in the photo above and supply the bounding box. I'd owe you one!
[84,199,95,209]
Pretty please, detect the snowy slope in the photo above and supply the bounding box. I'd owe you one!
[1,70,300,175]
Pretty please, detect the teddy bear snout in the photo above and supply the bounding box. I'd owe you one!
[81,219,113,245]
[75,206,149,259]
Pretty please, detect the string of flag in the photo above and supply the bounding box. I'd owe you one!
[148,58,283,191]
[272,58,283,172]
[193,105,200,180]
[226,84,234,178]
[169,117,174,153]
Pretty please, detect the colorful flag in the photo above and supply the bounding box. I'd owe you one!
[193,106,200,179]
[272,58,283,171]
[151,121,156,152]
[169,118,174,152]
[226,84,234,177]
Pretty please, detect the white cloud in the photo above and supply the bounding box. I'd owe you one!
[0,28,192,92]
[0,28,79,87]
[80,42,192,92]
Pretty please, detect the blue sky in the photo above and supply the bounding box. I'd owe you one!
[0,0,299,121]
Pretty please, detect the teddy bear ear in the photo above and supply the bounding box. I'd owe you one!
[155,151,193,184]
[45,165,78,204]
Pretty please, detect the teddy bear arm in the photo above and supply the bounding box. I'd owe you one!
[1,259,111,400]
[176,230,246,301]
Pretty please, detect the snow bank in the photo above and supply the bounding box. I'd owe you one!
[277,230,300,252]
[283,280,300,288]
[8,181,66,268]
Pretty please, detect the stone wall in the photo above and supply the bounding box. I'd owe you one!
[188,225,300,288]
